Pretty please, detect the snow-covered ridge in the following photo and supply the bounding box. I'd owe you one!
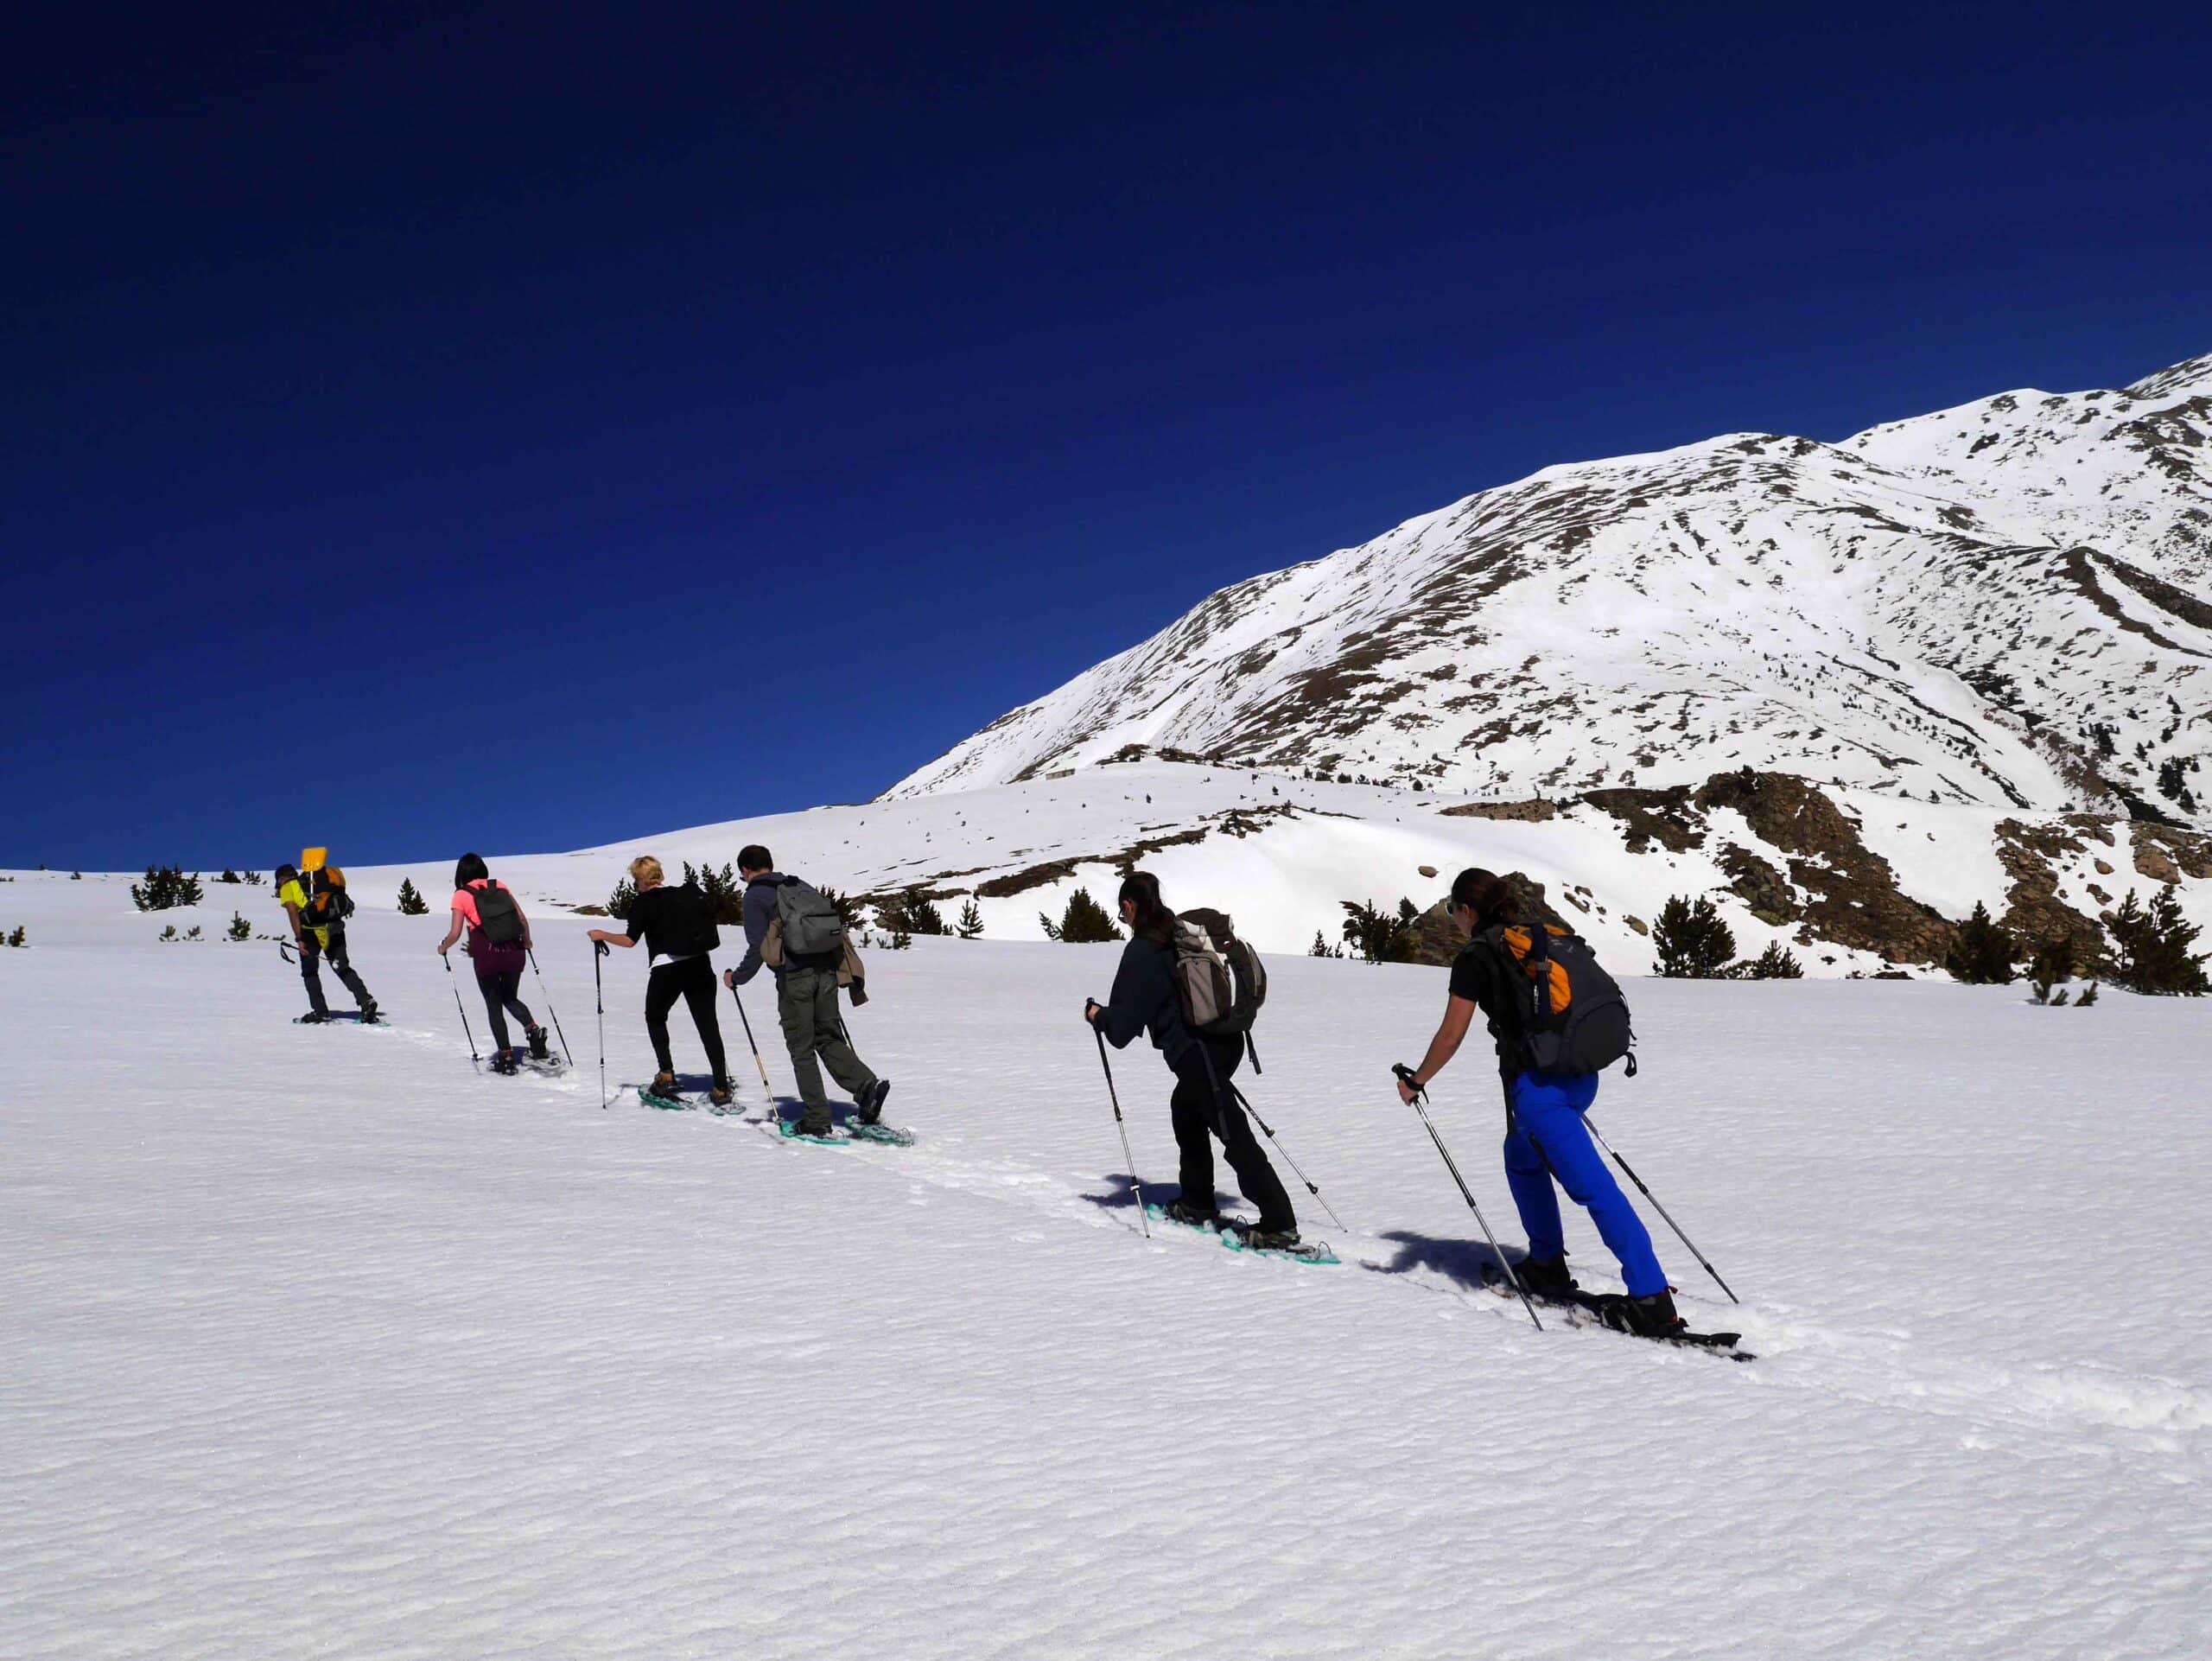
[887,353,2212,828]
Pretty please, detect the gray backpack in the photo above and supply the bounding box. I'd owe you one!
[774,876,847,959]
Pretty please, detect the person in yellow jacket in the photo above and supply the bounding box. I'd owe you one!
[276,856,378,1023]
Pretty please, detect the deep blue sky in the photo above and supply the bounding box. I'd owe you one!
[5,2,2207,869]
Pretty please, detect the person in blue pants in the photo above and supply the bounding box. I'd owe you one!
[1397,867,1681,1337]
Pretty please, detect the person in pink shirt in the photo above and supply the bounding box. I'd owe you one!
[435,853,547,1074]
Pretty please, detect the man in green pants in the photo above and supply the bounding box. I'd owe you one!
[727,843,888,1137]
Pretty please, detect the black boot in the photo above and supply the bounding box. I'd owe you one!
[1162,1196,1219,1227]
[490,1049,519,1076]
[1232,1220,1300,1251]
[526,1024,550,1061]
[1515,1255,1578,1300]
[358,997,379,1024]
[298,1009,329,1024]
[1599,1288,1686,1338]
[858,1078,891,1125]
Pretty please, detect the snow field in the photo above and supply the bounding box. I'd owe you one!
[3,874,2209,1658]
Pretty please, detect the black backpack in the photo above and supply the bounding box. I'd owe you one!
[308,866,356,924]
[654,882,721,958]
[474,881,524,946]
[1482,922,1637,1078]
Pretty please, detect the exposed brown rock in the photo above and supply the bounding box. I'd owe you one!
[2133,821,2212,881]
[1439,798,1558,823]
[1696,770,1955,962]
[1580,785,1705,853]
[1717,843,1799,926]
[1993,819,2107,962]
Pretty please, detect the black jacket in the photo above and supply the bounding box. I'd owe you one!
[1449,935,1529,1083]
[1096,932,1195,1065]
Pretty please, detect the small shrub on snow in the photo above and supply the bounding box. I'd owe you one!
[396,878,429,916]
[956,898,984,939]
[228,911,252,941]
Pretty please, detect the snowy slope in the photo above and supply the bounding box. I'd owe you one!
[4,873,2209,1659]
[889,354,2212,829]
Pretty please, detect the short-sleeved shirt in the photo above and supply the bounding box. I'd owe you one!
[278,877,330,948]
[1449,938,1522,1079]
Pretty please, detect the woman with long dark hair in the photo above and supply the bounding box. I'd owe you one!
[436,852,545,1074]
[1398,867,1679,1335]
[1084,870,1297,1245]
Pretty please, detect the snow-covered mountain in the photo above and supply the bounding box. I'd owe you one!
[889,355,2212,830]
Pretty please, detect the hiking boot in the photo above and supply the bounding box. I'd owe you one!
[358,999,378,1024]
[490,1050,519,1076]
[1599,1288,1687,1338]
[1515,1254,1578,1300]
[857,1077,892,1126]
[298,1009,329,1024]
[1234,1221,1301,1251]
[708,1079,734,1109]
[1161,1197,1219,1227]
[647,1071,680,1100]
[796,1112,835,1138]
[526,1024,550,1061]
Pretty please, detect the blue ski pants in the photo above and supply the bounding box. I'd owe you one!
[1502,1070,1668,1298]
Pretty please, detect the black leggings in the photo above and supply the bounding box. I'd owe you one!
[645,958,728,1081]
[477,969,535,1053]
[1169,1034,1295,1233]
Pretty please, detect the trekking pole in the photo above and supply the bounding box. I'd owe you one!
[1093,1022,1150,1238]
[526,946,575,1066]
[444,953,481,1071]
[1224,1079,1344,1230]
[1392,1065,1541,1330]
[593,940,608,1111]
[1583,1114,1738,1303]
[728,977,773,1094]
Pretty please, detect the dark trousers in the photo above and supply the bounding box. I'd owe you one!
[477,969,535,1053]
[645,958,728,1081]
[300,925,372,1015]
[777,964,876,1127]
[1170,1035,1294,1233]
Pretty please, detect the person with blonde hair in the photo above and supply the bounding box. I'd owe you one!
[587,855,733,1108]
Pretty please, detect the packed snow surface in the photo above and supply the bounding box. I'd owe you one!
[4,872,2209,1658]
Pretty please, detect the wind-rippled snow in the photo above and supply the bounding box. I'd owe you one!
[3,875,2207,1658]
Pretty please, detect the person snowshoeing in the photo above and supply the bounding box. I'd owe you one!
[585,856,733,1109]
[276,851,377,1023]
[726,844,888,1139]
[436,853,548,1075]
[1398,867,1681,1336]
[1085,870,1298,1248]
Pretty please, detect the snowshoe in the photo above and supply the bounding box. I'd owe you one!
[708,1078,735,1111]
[639,1072,688,1111]
[358,999,378,1024]
[847,1119,916,1146]
[1219,1219,1338,1265]
[490,1050,519,1076]
[296,1010,330,1025]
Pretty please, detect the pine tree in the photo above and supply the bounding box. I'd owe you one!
[1049,888,1122,944]
[878,887,948,936]
[1944,902,2018,985]
[1309,930,1344,958]
[956,898,984,939]
[1735,941,1803,979]
[1340,897,1420,964]
[607,878,637,920]
[1652,895,1735,978]
[219,868,242,883]
[131,865,204,912]
[2107,887,2210,996]
[228,910,251,941]
[396,878,429,916]
[5,926,25,948]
